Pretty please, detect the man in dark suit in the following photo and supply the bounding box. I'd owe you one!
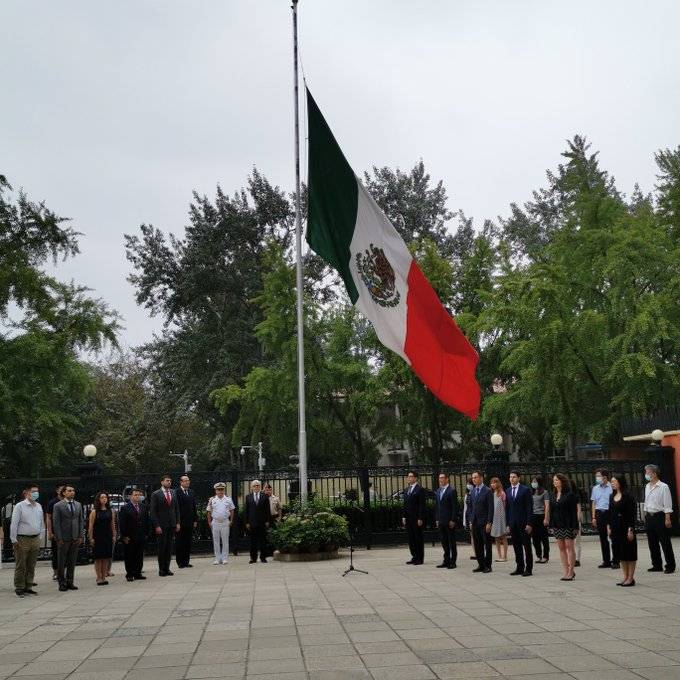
[244,480,270,563]
[506,470,534,577]
[435,473,458,569]
[118,488,149,581]
[175,474,198,569]
[469,470,494,573]
[149,474,179,576]
[402,471,426,565]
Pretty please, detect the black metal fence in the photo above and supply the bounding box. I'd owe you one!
[1,453,674,563]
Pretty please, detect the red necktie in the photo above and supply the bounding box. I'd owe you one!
[165,490,171,506]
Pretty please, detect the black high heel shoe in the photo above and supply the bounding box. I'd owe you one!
[621,579,636,587]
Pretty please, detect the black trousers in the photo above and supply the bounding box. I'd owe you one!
[510,524,533,573]
[530,514,550,560]
[249,525,267,561]
[471,521,492,569]
[157,527,174,573]
[51,537,59,571]
[596,510,617,564]
[123,539,145,577]
[646,512,676,570]
[439,524,457,566]
[175,525,193,567]
[406,519,424,562]
[57,540,79,586]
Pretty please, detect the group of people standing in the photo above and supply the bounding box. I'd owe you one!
[402,464,676,587]
[8,474,283,597]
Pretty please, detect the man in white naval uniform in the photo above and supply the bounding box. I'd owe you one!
[206,483,235,565]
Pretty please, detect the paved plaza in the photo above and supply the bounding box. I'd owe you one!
[2,538,680,680]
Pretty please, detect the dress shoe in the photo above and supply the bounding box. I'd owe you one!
[67,584,78,590]
[185,564,193,568]
[522,571,532,577]
[469,555,477,560]
[126,575,135,582]
[177,565,186,569]
[597,563,612,569]
[59,584,68,591]
[510,569,523,575]
[648,567,663,572]
[31,582,37,586]
[447,564,456,569]
[16,590,26,597]
[249,559,257,564]
[574,560,580,567]
[412,560,423,565]
[665,568,675,574]
[436,563,448,568]
[621,579,636,587]
[405,559,415,565]
[482,567,492,573]
[159,572,167,577]
[23,588,38,595]
[260,559,268,563]
[165,570,174,576]
[134,575,146,580]
[472,566,484,573]
[611,562,620,569]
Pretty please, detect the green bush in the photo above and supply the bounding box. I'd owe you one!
[270,498,349,554]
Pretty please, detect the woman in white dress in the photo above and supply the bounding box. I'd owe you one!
[490,477,508,562]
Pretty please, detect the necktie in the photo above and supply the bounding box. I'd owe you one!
[134,503,139,514]
[165,490,171,506]
[513,487,517,499]
[69,502,74,514]
[255,493,259,504]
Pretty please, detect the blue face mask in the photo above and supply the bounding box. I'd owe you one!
[531,481,539,489]
[644,474,651,482]
[30,491,39,501]
[139,495,145,502]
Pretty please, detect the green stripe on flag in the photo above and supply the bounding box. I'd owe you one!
[306,88,359,303]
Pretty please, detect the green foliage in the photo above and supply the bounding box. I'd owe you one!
[269,498,349,553]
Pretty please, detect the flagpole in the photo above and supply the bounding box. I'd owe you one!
[292,0,308,502]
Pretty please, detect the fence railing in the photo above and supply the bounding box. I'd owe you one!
[1,453,675,562]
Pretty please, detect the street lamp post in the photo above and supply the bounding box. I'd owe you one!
[240,442,265,474]
[170,449,191,473]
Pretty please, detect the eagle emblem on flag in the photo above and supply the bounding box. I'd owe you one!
[355,244,401,308]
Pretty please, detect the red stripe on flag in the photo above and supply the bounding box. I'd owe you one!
[403,261,481,419]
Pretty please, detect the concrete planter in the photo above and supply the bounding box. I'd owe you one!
[273,549,341,562]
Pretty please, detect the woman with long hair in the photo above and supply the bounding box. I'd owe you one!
[546,474,578,581]
[88,492,116,585]
[489,477,508,562]
[530,475,550,564]
[608,473,638,586]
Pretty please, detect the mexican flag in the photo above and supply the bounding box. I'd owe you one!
[305,89,481,419]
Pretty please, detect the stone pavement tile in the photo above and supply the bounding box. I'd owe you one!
[15,661,81,676]
[250,626,297,637]
[470,646,538,661]
[577,638,648,653]
[486,658,561,675]
[192,650,247,664]
[416,649,478,664]
[298,633,351,646]
[134,653,194,668]
[369,665,435,680]
[503,676,571,680]
[186,664,246,678]
[247,657,305,675]
[63,630,115,640]
[398,628,450,640]
[537,619,589,632]
[296,624,345,636]
[6,676,67,680]
[663,651,680,662]
[307,671,371,680]
[610,627,665,640]
[347,630,399,643]
[634,637,680,652]
[453,633,512,648]
[543,654,618,672]
[521,643,583,659]
[632,667,680,680]
[600,650,679,668]
[3,641,55,653]
[125,667,188,680]
[0,662,25,678]
[143,641,198,656]
[68,671,128,680]
[245,674,307,680]
[197,638,249,651]
[201,629,250,641]
[508,632,565,645]
[247,646,302,660]
[90,645,148,659]
[343,622,391,632]
[77,657,139,672]
[153,631,203,643]
[353,641,411,655]
[249,636,299,650]
[302,643,357,657]
[0,651,42,664]
[305,655,366,671]
[405,638,461,652]
[556,630,617,643]
[361,651,423,668]
[99,635,155,648]
[570,671,648,680]
[429,662,500,678]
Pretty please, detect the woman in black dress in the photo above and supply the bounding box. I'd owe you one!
[545,473,579,581]
[88,492,116,585]
[607,474,638,587]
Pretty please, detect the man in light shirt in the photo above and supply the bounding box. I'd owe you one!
[590,468,618,569]
[207,483,235,565]
[10,483,44,598]
[644,464,676,574]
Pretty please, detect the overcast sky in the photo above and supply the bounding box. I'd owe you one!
[2,0,679,349]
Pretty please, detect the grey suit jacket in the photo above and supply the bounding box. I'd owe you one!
[52,499,84,542]
[149,488,179,529]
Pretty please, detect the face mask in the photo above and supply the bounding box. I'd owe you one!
[30,491,39,501]
[139,495,145,502]
[644,474,651,482]
[531,481,538,489]
[466,484,473,492]
[595,476,603,485]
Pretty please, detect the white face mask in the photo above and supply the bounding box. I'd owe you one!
[595,476,603,485]
[644,473,652,482]
[466,484,473,492]
[531,481,539,489]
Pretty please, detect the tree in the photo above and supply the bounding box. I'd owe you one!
[0,176,118,476]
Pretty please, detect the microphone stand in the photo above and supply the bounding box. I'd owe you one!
[342,511,368,576]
